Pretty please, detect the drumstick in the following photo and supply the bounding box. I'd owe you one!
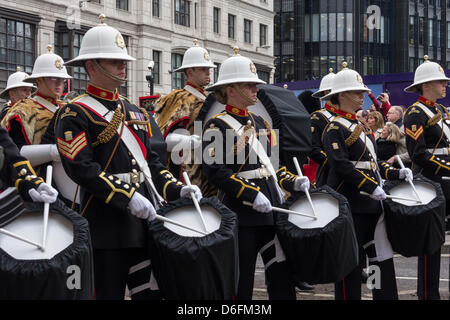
[360,191,422,203]
[443,177,450,180]
[0,228,44,250]
[183,172,208,232]
[395,155,421,203]
[293,157,317,217]
[243,201,317,220]
[41,165,53,250]
[155,214,208,236]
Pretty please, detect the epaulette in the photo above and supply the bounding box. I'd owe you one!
[119,95,131,104]
[326,123,340,132]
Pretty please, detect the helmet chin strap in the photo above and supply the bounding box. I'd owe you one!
[233,83,257,105]
[93,60,127,84]
[39,78,59,100]
[343,92,362,109]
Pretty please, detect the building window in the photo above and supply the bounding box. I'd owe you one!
[228,14,235,39]
[428,19,433,47]
[0,17,36,92]
[153,50,161,84]
[244,19,252,43]
[153,0,160,17]
[116,0,128,11]
[174,0,190,27]
[260,24,267,46]
[447,22,450,49]
[214,62,220,82]
[54,22,128,96]
[419,17,424,45]
[213,7,220,34]
[171,53,185,89]
[409,16,415,45]
[257,70,270,83]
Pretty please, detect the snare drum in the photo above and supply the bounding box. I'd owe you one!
[384,174,446,257]
[276,185,359,284]
[148,196,238,300]
[0,199,94,299]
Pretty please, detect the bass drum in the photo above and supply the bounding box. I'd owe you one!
[276,186,358,284]
[0,199,94,299]
[383,174,446,257]
[148,196,238,300]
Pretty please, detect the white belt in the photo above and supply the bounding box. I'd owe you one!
[113,171,145,184]
[237,166,272,180]
[351,161,376,170]
[428,148,450,156]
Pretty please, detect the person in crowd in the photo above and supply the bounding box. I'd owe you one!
[0,67,35,120]
[367,111,385,140]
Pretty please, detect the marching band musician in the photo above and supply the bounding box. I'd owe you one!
[54,15,202,300]
[309,68,337,187]
[202,48,310,300]
[0,67,35,121]
[154,40,216,190]
[321,62,413,300]
[403,55,450,300]
[0,45,71,150]
[0,127,57,204]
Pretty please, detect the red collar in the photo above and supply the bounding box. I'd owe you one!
[334,108,357,120]
[418,96,436,107]
[226,104,248,117]
[324,103,338,114]
[87,84,119,101]
[186,81,205,95]
[35,91,57,105]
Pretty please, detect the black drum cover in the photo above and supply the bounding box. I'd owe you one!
[383,174,446,257]
[276,186,359,284]
[0,187,25,228]
[148,196,238,300]
[0,199,94,299]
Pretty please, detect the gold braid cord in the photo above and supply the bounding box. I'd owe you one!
[233,123,255,155]
[93,106,123,147]
[345,124,364,148]
[426,111,443,128]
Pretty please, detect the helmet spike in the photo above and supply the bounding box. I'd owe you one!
[283,84,288,89]
[329,68,333,73]
[424,55,429,62]
[193,39,198,46]
[99,14,106,25]
[233,46,240,56]
[47,45,53,53]
[342,61,348,69]
[16,66,21,72]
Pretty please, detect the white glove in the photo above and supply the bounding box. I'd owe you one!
[294,176,310,192]
[252,192,272,213]
[166,133,202,152]
[28,183,58,203]
[128,192,156,221]
[370,186,387,201]
[180,185,203,202]
[399,168,413,182]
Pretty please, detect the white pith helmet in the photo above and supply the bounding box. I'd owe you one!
[65,14,135,66]
[312,68,336,98]
[0,67,36,99]
[321,62,370,100]
[206,47,266,91]
[23,45,72,82]
[174,39,216,72]
[404,55,450,93]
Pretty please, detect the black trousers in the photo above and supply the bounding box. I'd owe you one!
[93,248,161,300]
[335,214,398,300]
[417,248,441,300]
[237,225,296,300]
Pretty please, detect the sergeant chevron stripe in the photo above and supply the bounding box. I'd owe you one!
[405,125,424,141]
[57,131,88,160]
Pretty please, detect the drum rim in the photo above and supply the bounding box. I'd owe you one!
[384,174,445,210]
[149,196,237,240]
